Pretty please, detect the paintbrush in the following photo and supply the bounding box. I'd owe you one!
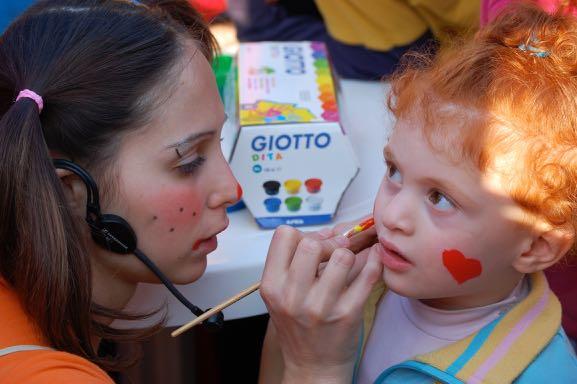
[171,217,375,337]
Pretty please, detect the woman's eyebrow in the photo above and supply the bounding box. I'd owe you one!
[165,130,215,150]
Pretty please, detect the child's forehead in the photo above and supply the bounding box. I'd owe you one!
[394,106,473,151]
[387,117,480,177]
[392,100,508,169]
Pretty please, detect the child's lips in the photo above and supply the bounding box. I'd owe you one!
[376,238,412,272]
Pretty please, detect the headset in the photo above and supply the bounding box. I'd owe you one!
[53,158,224,328]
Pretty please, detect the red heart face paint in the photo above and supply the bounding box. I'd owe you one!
[442,249,482,284]
[236,183,243,201]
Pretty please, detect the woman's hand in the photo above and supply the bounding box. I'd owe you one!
[316,215,377,282]
[260,225,382,384]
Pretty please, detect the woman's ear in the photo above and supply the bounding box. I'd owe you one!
[513,228,574,273]
[56,168,88,218]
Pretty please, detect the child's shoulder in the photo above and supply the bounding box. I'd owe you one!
[515,328,577,383]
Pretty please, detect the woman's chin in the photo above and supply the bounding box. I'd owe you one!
[170,258,208,285]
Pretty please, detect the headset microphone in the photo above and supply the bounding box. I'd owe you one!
[53,159,224,328]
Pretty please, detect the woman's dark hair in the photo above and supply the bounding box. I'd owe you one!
[0,0,216,371]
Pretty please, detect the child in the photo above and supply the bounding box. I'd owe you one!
[259,2,577,383]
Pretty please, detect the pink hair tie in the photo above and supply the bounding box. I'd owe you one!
[16,89,44,113]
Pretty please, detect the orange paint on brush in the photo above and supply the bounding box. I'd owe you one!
[343,217,375,238]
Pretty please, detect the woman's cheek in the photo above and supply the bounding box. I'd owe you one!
[141,188,203,234]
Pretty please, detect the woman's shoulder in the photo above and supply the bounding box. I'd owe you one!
[0,348,113,384]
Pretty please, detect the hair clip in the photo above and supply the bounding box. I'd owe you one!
[517,39,550,58]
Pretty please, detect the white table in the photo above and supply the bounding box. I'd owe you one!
[127,79,393,327]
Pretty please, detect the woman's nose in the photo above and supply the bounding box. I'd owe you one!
[207,156,241,209]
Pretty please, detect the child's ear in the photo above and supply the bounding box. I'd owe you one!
[513,228,574,273]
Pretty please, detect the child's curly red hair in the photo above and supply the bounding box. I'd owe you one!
[389,1,577,255]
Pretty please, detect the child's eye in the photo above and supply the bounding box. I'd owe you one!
[386,161,402,184]
[428,190,455,211]
[177,156,206,175]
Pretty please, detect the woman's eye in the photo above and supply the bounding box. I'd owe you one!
[428,190,455,211]
[178,156,206,175]
[386,161,402,183]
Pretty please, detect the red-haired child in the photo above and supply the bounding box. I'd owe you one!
[260,2,577,383]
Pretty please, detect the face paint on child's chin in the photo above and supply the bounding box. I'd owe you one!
[442,249,482,284]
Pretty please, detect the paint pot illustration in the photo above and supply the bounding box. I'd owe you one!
[264,198,282,213]
[305,178,323,193]
[306,196,323,211]
[285,196,303,212]
[284,179,302,195]
[263,180,281,196]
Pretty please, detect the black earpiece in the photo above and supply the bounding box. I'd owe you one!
[53,158,223,327]
[52,159,137,254]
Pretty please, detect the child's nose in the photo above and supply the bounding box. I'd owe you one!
[381,191,414,235]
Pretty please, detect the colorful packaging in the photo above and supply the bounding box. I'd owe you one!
[229,41,359,228]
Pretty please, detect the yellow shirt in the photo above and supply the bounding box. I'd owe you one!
[314,0,480,51]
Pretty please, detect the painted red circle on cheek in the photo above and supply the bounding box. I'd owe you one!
[236,183,243,200]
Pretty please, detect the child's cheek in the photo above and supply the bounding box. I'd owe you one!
[441,249,483,284]
[143,188,203,233]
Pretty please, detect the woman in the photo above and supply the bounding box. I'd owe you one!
[0,0,238,380]
[1,0,380,382]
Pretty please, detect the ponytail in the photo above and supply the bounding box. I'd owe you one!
[0,95,95,356]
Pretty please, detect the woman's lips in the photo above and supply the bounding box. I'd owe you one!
[376,240,412,272]
[192,219,229,252]
[192,236,217,252]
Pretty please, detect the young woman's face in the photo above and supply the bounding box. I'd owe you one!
[372,116,534,309]
[93,49,239,286]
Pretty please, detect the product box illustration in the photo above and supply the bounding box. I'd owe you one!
[229,41,359,229]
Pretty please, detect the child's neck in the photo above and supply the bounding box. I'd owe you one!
[419,274,525,310]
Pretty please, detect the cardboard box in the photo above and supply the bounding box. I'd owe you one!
[229,41,359,229]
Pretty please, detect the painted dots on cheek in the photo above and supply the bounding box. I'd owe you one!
[144,189,203,233]
[442,249,483,284]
